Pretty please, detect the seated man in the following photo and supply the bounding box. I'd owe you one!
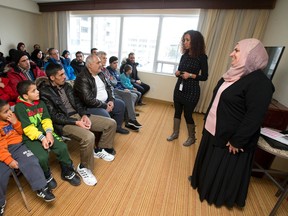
[0,99,55,216]
[44,48,76,81]
[73,54,129,135]
[106,55,142,131]
[6,50,46,94]
[15,80,81,189]
[39,63,117,186]
[120,52,150,105]
[70,51,86,76]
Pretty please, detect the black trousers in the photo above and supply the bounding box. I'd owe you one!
[132,82,150,101]
[173,100,197,124]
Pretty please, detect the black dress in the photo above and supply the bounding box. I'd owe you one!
[174,53,208,104]
[191,70,274,207]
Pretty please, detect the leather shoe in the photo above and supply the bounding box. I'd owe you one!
[116,127,130,134]
[138,102,146,106]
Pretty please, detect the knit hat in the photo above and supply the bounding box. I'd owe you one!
[12,50,27,64]
[109,56,118,64]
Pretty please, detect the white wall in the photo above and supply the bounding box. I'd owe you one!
[0,1,42,56]
[263,0,288,107]
[139,72,176,102]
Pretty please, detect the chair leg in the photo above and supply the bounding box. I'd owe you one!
[269,183,288,216]
[11,169,31,212]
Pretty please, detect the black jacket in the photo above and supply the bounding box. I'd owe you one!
[73,67,115,109]
[205,70,274,150]
[39,78,88,135]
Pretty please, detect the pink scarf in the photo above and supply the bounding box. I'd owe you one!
[205,38,268,135]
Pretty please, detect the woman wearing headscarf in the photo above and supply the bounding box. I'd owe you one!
[190,38,274,208]
[31,49,44,69]
[167,30,208,146]
[62,50,71,65]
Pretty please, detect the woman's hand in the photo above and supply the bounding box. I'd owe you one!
[226,142,244,154]
[181,72,196,80]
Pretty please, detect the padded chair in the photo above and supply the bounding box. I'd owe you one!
[253,136,288,216]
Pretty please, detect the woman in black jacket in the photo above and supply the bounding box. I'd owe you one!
[190,38,274,208]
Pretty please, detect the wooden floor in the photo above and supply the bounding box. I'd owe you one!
[5,100,288,216]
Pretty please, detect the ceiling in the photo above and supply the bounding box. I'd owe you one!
[32,0,86,3]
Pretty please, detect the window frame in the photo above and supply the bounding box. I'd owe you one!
[69,9,200,75]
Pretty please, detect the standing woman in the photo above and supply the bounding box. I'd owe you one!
[167,30,208,146]
[190,38,274,208]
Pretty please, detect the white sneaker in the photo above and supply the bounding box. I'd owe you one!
[76,164,97,186]
[94,149,115,161]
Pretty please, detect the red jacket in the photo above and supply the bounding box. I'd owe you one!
[0,77,18,106]
[6,61,46,94]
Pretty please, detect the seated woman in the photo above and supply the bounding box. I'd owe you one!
[31,49,45,69]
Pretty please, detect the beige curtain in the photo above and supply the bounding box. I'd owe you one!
[41,11,70,53]
[195,9,270,113]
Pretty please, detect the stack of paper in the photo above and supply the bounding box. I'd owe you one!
[260,127,288,146]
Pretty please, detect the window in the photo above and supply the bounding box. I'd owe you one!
[69,12,199,74]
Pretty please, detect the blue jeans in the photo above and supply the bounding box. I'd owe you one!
[87,98,125,129]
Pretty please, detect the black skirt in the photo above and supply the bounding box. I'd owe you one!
[191,129,255,208]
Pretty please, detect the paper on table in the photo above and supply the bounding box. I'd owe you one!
[260,127,288,145]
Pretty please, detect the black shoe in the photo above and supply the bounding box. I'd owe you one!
[116,127,130,134]
[135,112,140,117]
[125,124,140,132]
[61,170,81,186]
[46,174,57,190]
[0,201,6,216]
[104,148,116,155]
[138,102,146,106]
[37,187,55,202]
[128,119,142,128]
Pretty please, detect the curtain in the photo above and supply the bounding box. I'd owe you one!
[195,9,270,113]
[42,11,70,54]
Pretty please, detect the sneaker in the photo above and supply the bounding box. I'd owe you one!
[37,187,55,202]
[61,170,81,186]
[128,119,142,128]
[46,174,57,190]
[0,201,6,216]
[77,164,97,186]
[94,148,115,161]
[125,124,140,132]
[104,148,116,155]
[116,127,130,134]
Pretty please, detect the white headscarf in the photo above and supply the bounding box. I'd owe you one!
[223,38,268,82]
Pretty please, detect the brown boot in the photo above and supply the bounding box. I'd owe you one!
[183,124,196,146]
[167,118,180,141]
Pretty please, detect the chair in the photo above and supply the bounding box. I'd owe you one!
[252,136,288,216]
[11,169,31,212]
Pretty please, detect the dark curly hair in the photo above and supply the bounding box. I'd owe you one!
[181,30,206,58]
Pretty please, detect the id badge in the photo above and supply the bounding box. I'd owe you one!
[179,83,183,91]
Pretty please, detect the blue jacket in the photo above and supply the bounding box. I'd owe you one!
[106,66,126,90]
[119,73,134,90]
[44,57,76,81]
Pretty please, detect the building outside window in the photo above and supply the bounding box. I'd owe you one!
[69,12,199,75]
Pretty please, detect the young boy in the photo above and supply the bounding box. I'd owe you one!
[119,64,142,101]
[14,80,80,190]
[0,99,55,216]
